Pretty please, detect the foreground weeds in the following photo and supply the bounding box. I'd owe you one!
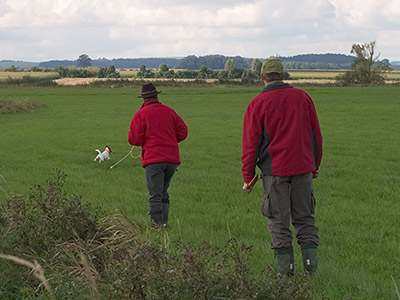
[0,171,313,299]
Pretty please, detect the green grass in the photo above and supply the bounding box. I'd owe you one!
[0,85,400,299]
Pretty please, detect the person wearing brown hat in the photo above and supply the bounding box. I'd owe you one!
[241,57,323,276]
[128,83,188,227]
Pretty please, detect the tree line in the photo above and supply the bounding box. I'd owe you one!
[3,42,392,85]
[135,60,283,83]
[34,53,363,70]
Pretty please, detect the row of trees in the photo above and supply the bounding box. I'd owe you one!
[136,63,259,82]
[54,42,394,85]
[36,53,366,70]
[74,54,263,81]
[135,59,290,83]
[54,65,120,78]
[3,42,390,85]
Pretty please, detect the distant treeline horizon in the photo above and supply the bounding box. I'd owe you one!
[1,53,396,70]
[39,53,357,70]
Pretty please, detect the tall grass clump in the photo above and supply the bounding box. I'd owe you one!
[0,98,44,114]
[0,171,313,299]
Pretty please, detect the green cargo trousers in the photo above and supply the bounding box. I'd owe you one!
[262,173,319,249]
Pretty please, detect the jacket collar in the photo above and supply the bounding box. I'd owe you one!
[140,99,160,109]
[262,80,292,92]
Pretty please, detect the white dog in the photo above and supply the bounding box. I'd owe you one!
[94,146,111,163]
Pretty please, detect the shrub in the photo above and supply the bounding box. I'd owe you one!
[0,172,313,299]
[98,65,120,78]
[54,214,313,300]
[54,66,98,78]
[0,169,100,255]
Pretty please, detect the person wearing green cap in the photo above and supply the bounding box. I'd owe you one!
[241,57,323,276]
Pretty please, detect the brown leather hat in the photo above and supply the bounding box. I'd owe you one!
[140,83,161,100]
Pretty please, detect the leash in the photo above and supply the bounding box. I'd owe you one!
[110,146,140,169]
[0,174,10,197]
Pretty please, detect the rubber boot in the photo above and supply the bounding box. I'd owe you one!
[150,213,163,226]
[301,243,318,273]
[162,203,169,227]
[274,246,294,276]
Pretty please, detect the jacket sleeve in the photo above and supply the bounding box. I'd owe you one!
[176,114,188,143]
[309,99,323,169]
[241,101,262,183]
[128,112,146,146]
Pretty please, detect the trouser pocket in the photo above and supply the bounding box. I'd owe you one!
[261,175,274,218]
[261,193,272,217]
[310,188,316,214]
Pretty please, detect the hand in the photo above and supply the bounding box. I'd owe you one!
[242,182,252,194]
[312,169,320,179]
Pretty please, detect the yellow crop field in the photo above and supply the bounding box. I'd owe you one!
[0,71,59,80]
[288,69,400,81]
[384,71,400,80]
[118,69,139,78]
[287,70,345,79]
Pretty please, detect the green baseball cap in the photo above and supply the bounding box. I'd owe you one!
[261,57,284,75]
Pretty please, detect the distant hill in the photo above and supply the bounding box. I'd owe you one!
[0,60,39,69]
[280,53,355,64]
[38,58,181,69]
[279,53,355,69]
[38,60,75,68]
[175,54,356,70]
[175,54,252,70]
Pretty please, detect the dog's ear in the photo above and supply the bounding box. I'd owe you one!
[107,146,112,152]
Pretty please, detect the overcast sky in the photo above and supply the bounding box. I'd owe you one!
[1,0,399,62]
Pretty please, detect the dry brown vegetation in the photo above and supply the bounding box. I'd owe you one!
[0,99,44,114]
[0,170,313,299]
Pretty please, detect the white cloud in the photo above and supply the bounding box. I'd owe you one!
[214,3,262,26]
[0,0,399,61]
[328,0,400,28]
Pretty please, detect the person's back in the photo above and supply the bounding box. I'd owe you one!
[130,101,187,167]
[243,84,321,178]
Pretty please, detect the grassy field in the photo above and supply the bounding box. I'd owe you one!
[1,85,400,299]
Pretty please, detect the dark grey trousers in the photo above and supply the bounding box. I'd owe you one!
[145,162,177,217]
[262,173,319,249]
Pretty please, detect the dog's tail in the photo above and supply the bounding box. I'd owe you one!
[95,149,101,154]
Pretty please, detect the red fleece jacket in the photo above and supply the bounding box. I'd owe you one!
[241,82,322,183]
[128,100,188,167]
